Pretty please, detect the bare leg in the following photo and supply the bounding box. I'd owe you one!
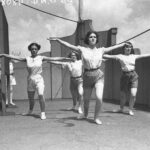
[69,87,77,110]
[120,91,127,111]
[78,87,92,119]
[26,91,35,114]
[39,95,46,119]
[129,88,137,116]
[94,80,104,125]
[77,82,84,114]
[83,87,93,118]
[39,95,45,112]
[9,85,16,105]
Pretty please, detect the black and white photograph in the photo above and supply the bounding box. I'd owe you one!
[0,0,150,150]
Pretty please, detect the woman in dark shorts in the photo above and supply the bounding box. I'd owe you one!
[49,31,127,125]
[103,42,150,116]
[51,52,83,114]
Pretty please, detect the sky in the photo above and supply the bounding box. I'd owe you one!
[1,0,150,56]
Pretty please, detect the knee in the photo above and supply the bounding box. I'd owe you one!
[96,98,103,104]
[39,95,45,101]
[28,95,34,100]
[96,92,103,101]
[78,90,83,97]
[84,98,89,105]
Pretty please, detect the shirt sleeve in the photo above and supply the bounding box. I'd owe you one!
[100,47,107,54]
[40,55,44,61]
[134,54,140,59]
[25,56,28,62]
[62,62,69,69]
[114,54,122,60]
[77,45,84,53]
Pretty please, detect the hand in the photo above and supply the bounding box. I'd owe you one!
[1,54,5,57]
[47,37,58,41]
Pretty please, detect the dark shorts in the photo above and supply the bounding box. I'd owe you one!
[120,71,138,92]
[83,68,104,88]
[70,76,83,90]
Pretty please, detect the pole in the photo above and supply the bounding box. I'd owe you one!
[78,0,83,21]
[118,28,150,44]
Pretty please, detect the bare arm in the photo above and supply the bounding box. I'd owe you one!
[49,61,67,65]
[43,56,74,62]
[136,54,150,59]
[48,37,80,53]
[104,43,125,53]
[3,54,26,62]
[0,54,4,58]
[49,61,68,70]
[103,54,118,60]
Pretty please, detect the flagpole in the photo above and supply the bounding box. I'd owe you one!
[78,0,83,21]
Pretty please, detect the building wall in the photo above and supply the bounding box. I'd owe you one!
[0,3,9,111]
[136,58,150,105]
[51,41,63,99]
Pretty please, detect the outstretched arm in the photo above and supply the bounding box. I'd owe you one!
[49,61,67,65]
[48,61,68,70]
[103,54,118,60]
[48,37,80,53]
[0,54,4,58]
[104,43,127,53]
[43,56,74,62]
[3,54,26,62]
[136,54,150,59]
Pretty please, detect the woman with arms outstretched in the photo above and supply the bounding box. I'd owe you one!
[49,31,127,125]
[51,51,83,114]
[1,42,72,120]
[103,42,150,116]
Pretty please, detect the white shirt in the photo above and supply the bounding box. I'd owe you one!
[115,54,139,72]
[78,46,105,69]
[62,60,83,77]
[9,62,14,74]
[26,55,43,77]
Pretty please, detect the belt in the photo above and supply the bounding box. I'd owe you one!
[123,70,135,73]
[84,67,100,72]
[71,75,82,79]
[8,73,14,75]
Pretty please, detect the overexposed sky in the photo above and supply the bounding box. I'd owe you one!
[1,0,150,56]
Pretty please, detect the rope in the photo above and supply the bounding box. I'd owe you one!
[118,28,150,44]
[13,0,78,23]
[53,69,67,99]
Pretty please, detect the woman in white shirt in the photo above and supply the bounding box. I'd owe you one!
[51,52,83,114]
[50,31,127,125]
[103,42,150,116]
[1,42,72,120]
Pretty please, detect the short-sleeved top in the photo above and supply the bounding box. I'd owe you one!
[62,60,83,77]
[115,54,139,72]
[78,46,105,69]
[26,55,44,78]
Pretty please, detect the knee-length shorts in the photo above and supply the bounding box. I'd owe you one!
[70,76,83,91]
[83,68,104,88]
[120,71,138,92]
[27,75,45,95]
